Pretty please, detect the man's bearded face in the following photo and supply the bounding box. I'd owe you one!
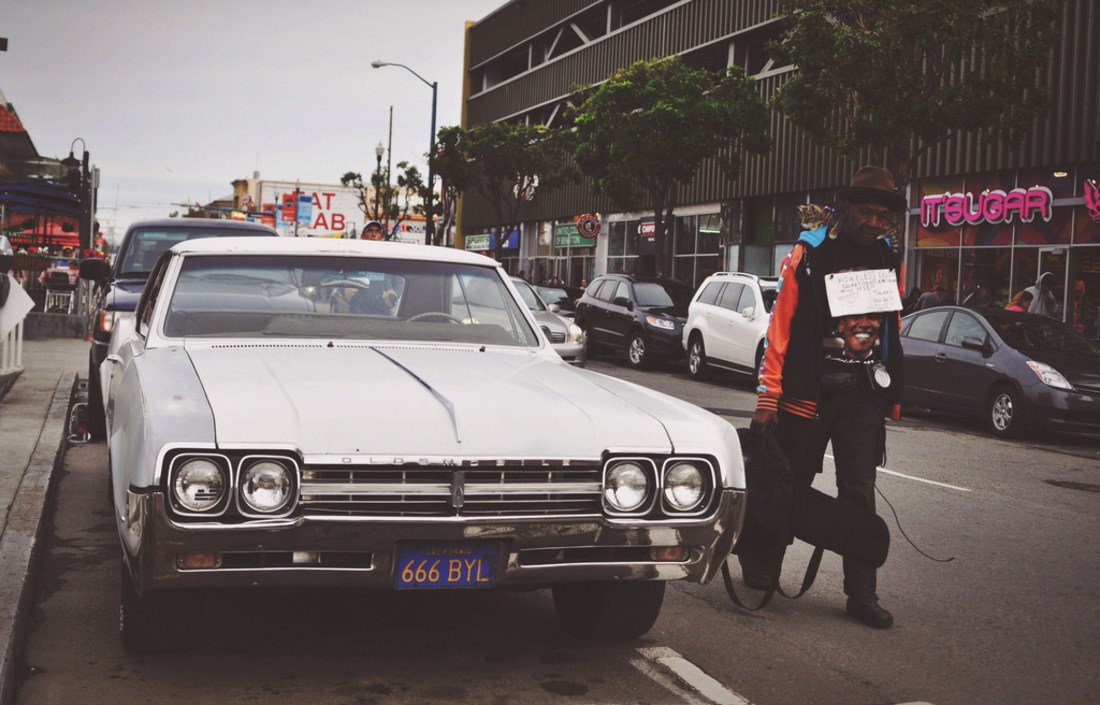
[837,314,880,357]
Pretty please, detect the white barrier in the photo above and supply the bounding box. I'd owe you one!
[0,319,24,377]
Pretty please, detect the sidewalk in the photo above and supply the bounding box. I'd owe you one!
[0,336,86,705]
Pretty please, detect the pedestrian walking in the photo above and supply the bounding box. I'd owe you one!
[744,165,906,629]
[1025,272,1059,318]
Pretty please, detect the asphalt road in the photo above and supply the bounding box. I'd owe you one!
[11,360,1100,705]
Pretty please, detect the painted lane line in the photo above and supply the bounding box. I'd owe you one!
[634,647,751,705]
[824,453,972,493]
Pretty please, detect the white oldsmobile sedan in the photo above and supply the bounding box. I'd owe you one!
[107,237,746,653]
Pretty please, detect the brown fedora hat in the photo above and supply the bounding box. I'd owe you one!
[838,166,906,212]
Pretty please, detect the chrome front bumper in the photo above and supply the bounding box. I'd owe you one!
[124,489,745,594]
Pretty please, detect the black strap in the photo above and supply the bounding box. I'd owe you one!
[720,546,824,611]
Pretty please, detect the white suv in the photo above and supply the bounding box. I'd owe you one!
[682,272,778,380]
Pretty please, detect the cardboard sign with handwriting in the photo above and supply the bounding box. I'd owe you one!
[824,269,902,317]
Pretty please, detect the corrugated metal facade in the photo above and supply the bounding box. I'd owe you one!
[461,0,1099,231]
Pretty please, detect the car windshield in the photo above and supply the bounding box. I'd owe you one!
[118,228,269,277]
[634,281,692,308]
[163,254,540,348]
[990,314,1100,356]
[537,287,572,306]
[760,282,778,313]
[512,280,548,312]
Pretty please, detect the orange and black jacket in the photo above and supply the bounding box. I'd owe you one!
[756,225,905,420]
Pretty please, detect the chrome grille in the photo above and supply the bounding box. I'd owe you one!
[300,461,603,517]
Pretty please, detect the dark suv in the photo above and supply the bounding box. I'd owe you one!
[575,273,693,369]
[79,218,277,438]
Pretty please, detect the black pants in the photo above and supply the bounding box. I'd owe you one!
[779,390,886,602]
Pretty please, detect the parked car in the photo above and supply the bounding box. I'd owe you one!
[105,237,745,653]
[511,277,586,365]
[535,283,584,318]
[682,272,778,380]
[575,273,693,369]
[900,305,1100,437]
[78,218,277,439]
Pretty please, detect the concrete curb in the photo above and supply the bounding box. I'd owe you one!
[0,372,75,705]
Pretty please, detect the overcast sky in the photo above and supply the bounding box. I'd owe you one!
[2,0,505,238]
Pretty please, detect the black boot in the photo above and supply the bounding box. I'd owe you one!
[738,555,771,590]
[846,598,893,629]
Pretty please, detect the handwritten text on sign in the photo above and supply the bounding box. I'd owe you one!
[825,269,902,318]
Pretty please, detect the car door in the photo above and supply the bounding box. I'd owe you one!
[584,279,617,344]
[605,280,637,348]
[727,283,764,369]
[934,310,998,413]
[707,281,744,365]
[900,309,951,407]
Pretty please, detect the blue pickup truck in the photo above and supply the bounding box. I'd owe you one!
[79,218,277,438]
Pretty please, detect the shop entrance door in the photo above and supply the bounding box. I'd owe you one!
[1038,247,1068,320]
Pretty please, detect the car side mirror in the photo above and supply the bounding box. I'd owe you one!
[741,306,755,318]
[549,303,561,314]
[79,258,110,281]
[961,335,991,357]
[613,296,632,310]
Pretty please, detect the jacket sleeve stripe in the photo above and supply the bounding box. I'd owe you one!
[757,245,803,401]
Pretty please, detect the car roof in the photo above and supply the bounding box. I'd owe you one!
[597,272,688,285]
[169,236,504,267]
[124,218,278,235]
[705,271,778,284]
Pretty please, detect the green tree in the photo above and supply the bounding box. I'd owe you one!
[770,0,1060,187]
[341,161,426,240]
[431,121,575,260]
[567,56,770,276]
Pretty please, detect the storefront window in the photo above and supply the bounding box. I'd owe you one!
[1068,247,1100,340]
[674,215,696,255]
[960,248,1012,308]
[915,248,961,304]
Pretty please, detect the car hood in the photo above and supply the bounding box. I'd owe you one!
[1025,349,1100,391]
[184,343,697,457]
[640,305,688,320]
[530,309,568,333]
[105,278,149,311]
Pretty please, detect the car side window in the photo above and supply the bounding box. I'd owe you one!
[697,281,723,306]
[944,312,986,347]
[594,280,617,302]
[735,286,757,315]
[906,310,950,342]
[717,283,744,311]
[137,255,171,337]
[613,282,632,303]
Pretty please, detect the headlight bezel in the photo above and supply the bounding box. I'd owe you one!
[237,455,299,517]
[602,458,657,517]
[660,458,714,516]
[168,454,231,516]
[645,315,676,331]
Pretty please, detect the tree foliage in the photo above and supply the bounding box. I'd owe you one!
[431,121,575,258]
[340,161,425,240]
[770,0,1060,186]
[567,56,770,276]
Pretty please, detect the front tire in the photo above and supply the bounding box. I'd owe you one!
[626,331,651,370]
[552,581,666,640]
[988,385,1025,438]
[119,561,202,654]
[687,335,709,380]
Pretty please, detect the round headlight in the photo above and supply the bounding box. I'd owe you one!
[567,322,586,344]
[173,458,226,512]
[605,461,649,512]
[241,460,293,513]
[663,462,705,511]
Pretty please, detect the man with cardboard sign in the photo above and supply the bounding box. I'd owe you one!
[745,165,906,629]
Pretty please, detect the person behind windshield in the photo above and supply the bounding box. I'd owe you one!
[349,283,391,315]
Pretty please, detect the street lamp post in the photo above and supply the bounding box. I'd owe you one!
[373,141,385,223]
[371,60,437,246]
